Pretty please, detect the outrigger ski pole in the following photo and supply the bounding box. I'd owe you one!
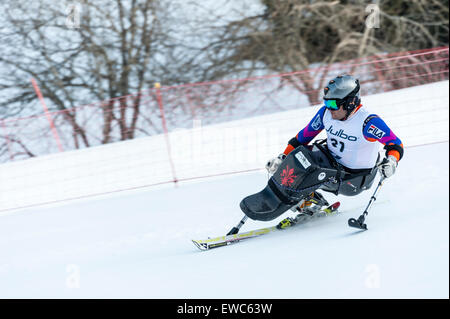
[348,176,386,230]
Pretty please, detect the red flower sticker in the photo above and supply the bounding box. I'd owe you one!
[280,165,297,187]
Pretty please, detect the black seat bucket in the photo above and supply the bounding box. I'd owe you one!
[239,184,293,222]
[240,145,339,221]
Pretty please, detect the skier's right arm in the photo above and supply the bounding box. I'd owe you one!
[282,106,326,155]
[266,107,326,174]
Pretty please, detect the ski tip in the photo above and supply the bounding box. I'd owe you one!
[192,240,209,251]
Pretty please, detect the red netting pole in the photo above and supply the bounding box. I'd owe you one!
[31,78,64,152]
[155,82,178,186]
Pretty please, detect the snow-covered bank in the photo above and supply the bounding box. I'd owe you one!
[0,141,448,298]
[0,80,448,212]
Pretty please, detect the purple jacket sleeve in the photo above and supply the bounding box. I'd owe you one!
[295,106,326,145]
[363,114,404,161]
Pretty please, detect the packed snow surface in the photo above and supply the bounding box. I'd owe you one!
[0,141,448,298]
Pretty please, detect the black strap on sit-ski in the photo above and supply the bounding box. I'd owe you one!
[312,140,343,193]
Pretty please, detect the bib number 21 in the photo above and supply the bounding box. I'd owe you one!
[330,138,345,152]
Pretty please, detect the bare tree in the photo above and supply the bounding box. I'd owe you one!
[197,0,449,104]
[0,0,447,162]
[0,0,195,150]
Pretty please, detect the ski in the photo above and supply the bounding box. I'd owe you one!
[192,202,340,251]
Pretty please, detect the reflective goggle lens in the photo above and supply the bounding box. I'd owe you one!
[324,99,339,110]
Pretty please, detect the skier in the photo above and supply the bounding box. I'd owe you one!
[264,74,404,225]
[193,74,405,249]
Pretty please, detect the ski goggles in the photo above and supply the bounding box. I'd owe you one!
[324,99,340,110]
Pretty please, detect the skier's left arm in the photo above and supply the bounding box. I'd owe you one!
[363,115,404,178]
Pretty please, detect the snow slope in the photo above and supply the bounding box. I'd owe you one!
[0,141,448,298]
[1,80,448,212]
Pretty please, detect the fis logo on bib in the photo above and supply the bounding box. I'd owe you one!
[326,125,357,141]
[367,125,386,138]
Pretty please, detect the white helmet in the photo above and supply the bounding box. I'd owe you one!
[323,74,361,118]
